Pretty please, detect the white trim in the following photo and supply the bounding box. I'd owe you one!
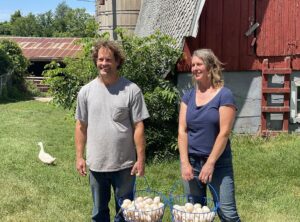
[290,80,300,123]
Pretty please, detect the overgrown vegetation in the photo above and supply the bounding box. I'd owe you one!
[117,29,182,159]
[0,39,30,99]
[43,38,98,110]
[1,100,299,221]
[43,30,182,159]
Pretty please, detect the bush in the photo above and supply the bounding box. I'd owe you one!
[43,38,98,110]
[0,47,12,75]
[117,29,182,159]
[0,39,30,92]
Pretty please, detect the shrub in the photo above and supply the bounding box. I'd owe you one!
[0,47,12,75]
[0,39,30,91]
[117,29,182,159]
[43,38,98,110]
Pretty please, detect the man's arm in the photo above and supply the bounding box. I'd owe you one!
[131,121,146,176]
[75,120,88,176]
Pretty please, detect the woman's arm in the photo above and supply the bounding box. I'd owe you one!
[199,105,236,183]
[178,102,194,181]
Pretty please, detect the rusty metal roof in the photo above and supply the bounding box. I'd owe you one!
[0,37,82,61]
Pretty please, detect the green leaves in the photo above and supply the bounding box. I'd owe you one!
[43,38,98,111]
[0,39,29,94]
[117,29,182,158]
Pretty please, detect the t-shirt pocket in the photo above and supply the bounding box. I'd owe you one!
[112,106,130,122]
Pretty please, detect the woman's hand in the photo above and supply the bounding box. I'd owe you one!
[181,162,194,181]
[199,161,215,184]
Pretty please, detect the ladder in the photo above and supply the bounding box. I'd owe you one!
[261,57,292,136]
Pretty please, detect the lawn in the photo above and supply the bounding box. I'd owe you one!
[0,100,299,222]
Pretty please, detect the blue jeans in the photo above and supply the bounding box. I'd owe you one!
[183,155,241,222]
[89,168,135,222]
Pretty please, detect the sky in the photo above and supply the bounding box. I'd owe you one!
[0,0,95,22]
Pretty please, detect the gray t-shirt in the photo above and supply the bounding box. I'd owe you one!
[75,77,149,172]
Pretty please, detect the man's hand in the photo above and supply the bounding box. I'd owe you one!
[131,160,145,176]
[76,157,87,176]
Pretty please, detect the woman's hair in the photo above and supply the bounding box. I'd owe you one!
[91,40,125,70]
[192,48,224,88]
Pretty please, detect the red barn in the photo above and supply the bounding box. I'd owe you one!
[135,0,300,134]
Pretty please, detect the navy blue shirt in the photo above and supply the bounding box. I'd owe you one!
[182,87,236,158]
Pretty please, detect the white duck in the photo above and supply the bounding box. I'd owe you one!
[38,142,56,164]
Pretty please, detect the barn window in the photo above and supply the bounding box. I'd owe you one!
[290,80,300,123]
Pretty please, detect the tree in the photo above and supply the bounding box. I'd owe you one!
[0,47,12,75]
[10,13,40,36]
[0,39,30,90]
[3,2,98,38]
[0,22,12,35]
[53,4,97,37]
[36,11,54,37]
[10,10,22,23]
[53,1,71,35]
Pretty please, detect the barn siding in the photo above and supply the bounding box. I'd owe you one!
[256,0,300,56]
[177,0,300,72]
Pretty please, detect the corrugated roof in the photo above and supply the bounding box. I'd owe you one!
[0,37,82,61]
[134,0,206,49]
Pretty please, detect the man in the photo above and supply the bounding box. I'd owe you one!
[75,40,149,222]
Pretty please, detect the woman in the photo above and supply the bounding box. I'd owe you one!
[178,49,241,221]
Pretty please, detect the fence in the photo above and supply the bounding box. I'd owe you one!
[0,72,12,96]
[25,76,49,92]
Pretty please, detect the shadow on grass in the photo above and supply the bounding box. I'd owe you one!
[0,96,35,104]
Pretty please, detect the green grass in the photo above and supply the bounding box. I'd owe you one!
[0,100,299,221]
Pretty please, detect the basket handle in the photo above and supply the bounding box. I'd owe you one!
[116,175,152,217]
[195,177,219,207]
[133,175,151,196]
[169,177,219,206]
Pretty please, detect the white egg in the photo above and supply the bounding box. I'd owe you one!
[144,198,153,205]
[135,196,143,202]
[184,202,194,213]
[195,207,203,213]
[194,203,202,209]
[150,203,158,210]
[143,196,150,200]
[122,199,132,205]
[201,205,210,213]
[135,202,145,210]
[153,196,161,204]
[121,202,129,209]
